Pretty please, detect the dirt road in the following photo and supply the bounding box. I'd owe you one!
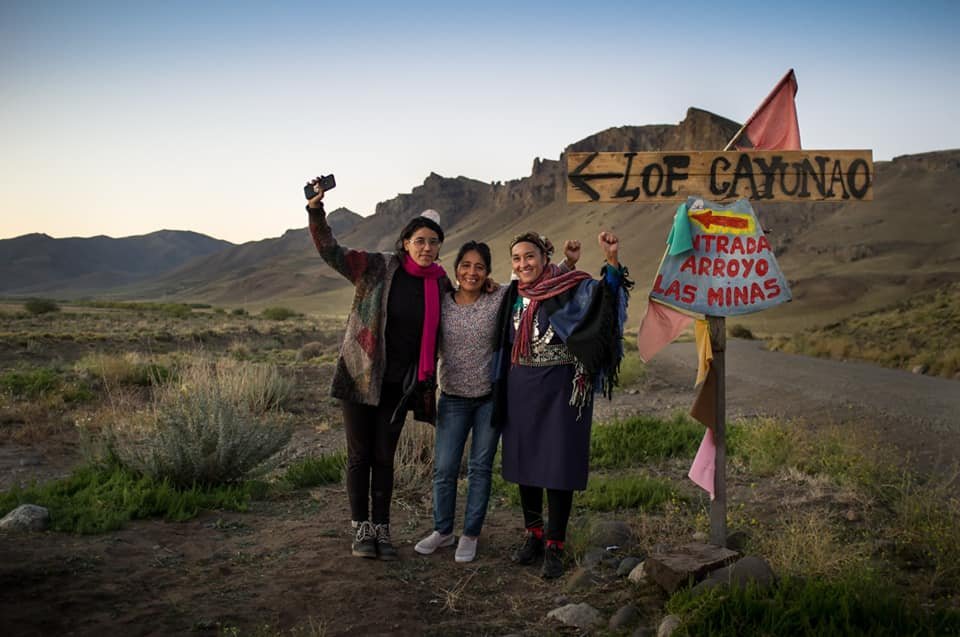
[631,340,960,474]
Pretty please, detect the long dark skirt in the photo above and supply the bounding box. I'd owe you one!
[501,363,592,491]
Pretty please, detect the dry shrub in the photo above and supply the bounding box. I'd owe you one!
[75,352,169,387]
[754,510,870,578]
[297,341,327,362]
[105,357,293,486]
[161,357,293,414]
[393,420,435,492]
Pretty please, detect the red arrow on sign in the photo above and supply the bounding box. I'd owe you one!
[690,210,750,230]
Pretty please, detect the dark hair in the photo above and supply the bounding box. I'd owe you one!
[510,231,553,262]
[454,241,492,272]
[395,216,444,254]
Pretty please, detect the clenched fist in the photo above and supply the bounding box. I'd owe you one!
[598,231,619,266]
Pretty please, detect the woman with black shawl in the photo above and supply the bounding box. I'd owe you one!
[491,230,630,579]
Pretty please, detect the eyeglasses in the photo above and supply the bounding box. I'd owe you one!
[410,237,441,248]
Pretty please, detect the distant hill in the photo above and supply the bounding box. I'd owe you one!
[0,230,233,296]
[5,108,959,333]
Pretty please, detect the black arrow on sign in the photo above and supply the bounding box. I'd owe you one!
[568,152,624,201]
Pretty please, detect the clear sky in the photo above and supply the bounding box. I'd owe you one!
[2,0,958,244]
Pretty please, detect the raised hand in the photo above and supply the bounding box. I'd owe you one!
[307,176,325,209]
[563,240,581,268]
[598,231,619,266]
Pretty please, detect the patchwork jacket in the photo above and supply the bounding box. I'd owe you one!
[308,205,446,408]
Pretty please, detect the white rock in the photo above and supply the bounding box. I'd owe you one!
[546,603,602,630]
[658,614,682,637]
[0,504,50,532]
[628,561,647,583]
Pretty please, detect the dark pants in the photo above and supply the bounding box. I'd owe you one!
[518,484,574,542]
[342,383,405,525]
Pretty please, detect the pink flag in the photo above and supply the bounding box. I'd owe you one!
[734,69,801,151]
[688,428,717,500]
[636,299,693,362]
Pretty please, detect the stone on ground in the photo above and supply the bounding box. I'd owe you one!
[0,504,50,532]
[608,604,640,630]
[657,614,682,637]
[645,543,739,593]
[546,602,602,630]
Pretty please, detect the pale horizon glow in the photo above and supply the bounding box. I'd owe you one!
[2,0,958,244]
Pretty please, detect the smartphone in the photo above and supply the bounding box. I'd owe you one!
[304,174,336,199]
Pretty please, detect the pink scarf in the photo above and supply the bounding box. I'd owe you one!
[512,263,591,364]
[402,254,446,381]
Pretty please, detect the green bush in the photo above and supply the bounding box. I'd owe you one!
[231,308,248,316]
[283,453,345,488]
[0,462,261,534]
[0,367,61,398]
[260,306,297,321]
[160,303,193,319]
[666,574,960,637]
[729,323,754,339]
[578,474,679,511]
[591,414,704,469]
[24,298,60,315]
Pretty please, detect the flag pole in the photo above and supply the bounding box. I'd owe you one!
[708,314,727,546]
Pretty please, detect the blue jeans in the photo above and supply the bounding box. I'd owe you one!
[433,392,499,537]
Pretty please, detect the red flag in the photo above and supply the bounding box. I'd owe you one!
[734,69,801,151]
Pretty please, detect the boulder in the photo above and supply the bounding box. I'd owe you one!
[617,556,643,577]
[609,604,641,631]
[546,603,602,630]
[0,504,50,532]
[657,614,682,637]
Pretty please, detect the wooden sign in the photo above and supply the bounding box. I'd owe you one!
[566,150,874,203]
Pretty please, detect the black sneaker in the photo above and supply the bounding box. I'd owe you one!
[511,531,544,565]
[541,545,564,579]
[374,523,399,561]
[351,521,377,559]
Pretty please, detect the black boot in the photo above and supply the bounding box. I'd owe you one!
[511,530,544,565]
[541,544,564,579]
[374,523,398,561]
[351,521,377,559]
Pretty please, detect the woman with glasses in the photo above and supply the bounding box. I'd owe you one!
[492,230,630,579]
[306,178,448,561]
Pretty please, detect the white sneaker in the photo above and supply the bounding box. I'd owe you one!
[455,535,478,563]
[414,531,455,555]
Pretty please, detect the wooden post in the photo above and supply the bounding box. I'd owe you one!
[708,315,727,546]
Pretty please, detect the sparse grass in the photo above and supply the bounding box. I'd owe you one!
[0,367,61,398]
[887,472,960,594]
[752,510,870,579]
[75,352,172,387]
[768,283,960,378]
[591,413,704,469]
[666,573,960,637]
[617,349,646,386]
[727,417,895,492]
[282,453,345,488]
[0,461,263,534]
[577,473,680,512]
